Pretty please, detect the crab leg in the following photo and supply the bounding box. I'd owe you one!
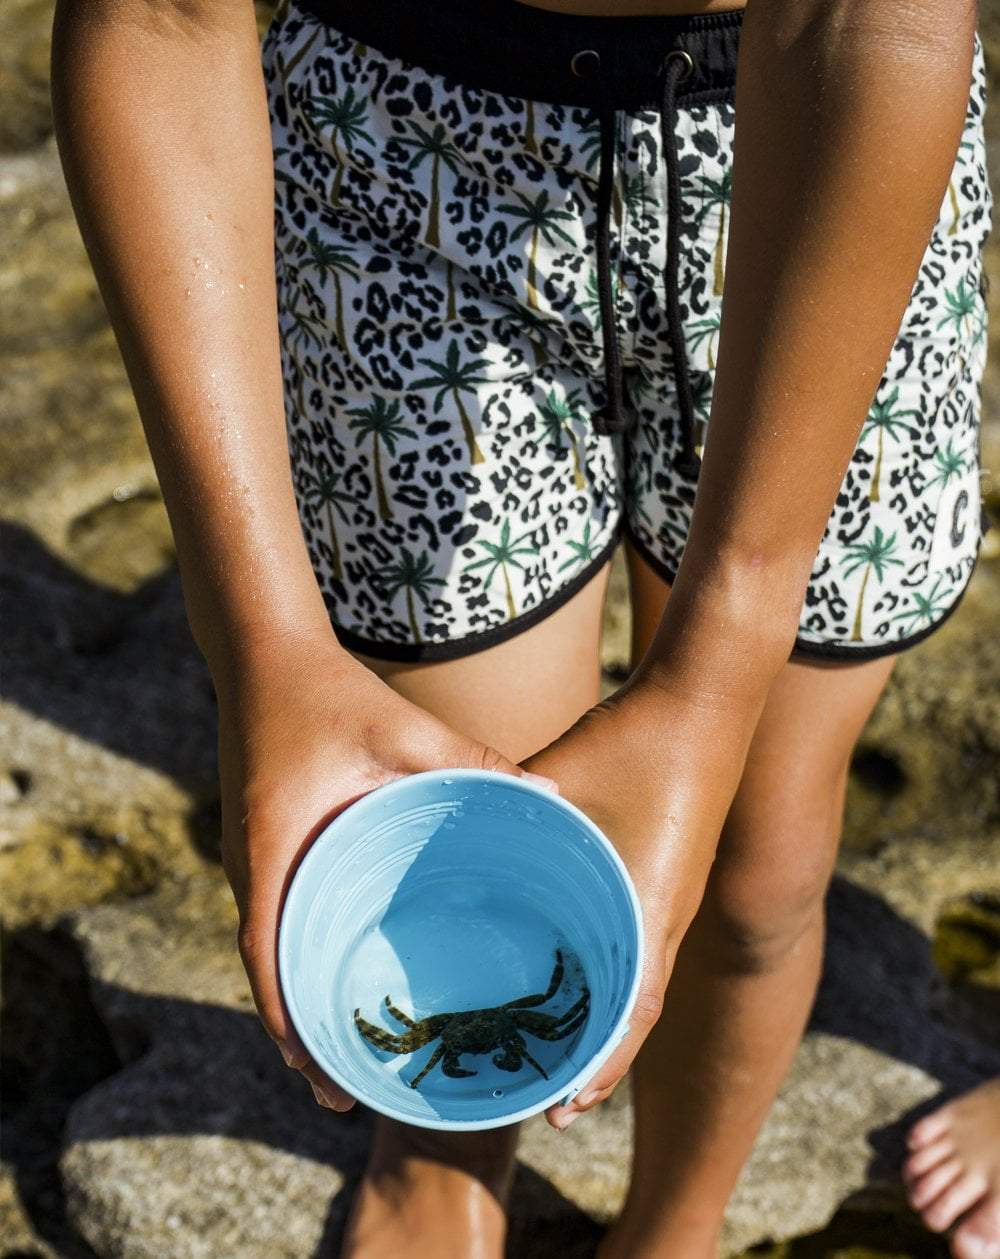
[409,1042,446,1088]
[353,1009,440,1053]
[383,996,418,1028]
[520,1005,589,1042]
[504,949,565,1009]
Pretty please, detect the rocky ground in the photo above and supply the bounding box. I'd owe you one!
[3,3,1000,1257]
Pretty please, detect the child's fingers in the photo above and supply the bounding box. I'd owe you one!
[543,986,665,1131]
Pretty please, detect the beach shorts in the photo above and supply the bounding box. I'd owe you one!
[261,0,993,662]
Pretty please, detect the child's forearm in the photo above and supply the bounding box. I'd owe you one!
[639,0,975,706]
[51,0,333,685]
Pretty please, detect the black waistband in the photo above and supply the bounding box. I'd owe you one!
[294,0,743,109]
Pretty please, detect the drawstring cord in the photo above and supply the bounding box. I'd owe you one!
[571,44,701,477]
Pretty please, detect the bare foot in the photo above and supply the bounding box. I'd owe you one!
[904,1077,1000,1259]
[340,1115,519,1259]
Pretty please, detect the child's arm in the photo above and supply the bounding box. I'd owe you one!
[534,0,976,1128]
[50,0,550,1109]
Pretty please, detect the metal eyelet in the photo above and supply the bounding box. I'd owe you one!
[662,48,694,81]
[570,48,601,78]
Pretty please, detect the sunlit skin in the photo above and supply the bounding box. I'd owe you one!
[50,0,976,1256]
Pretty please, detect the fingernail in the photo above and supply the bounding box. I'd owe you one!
[277,1042,299,1068]
[576,1090,600,1108]
[556,1110,580,1131]
[522,772,559,793]
[312,1083,336,1109]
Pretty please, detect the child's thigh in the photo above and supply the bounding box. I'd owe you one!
[354,556,612,763]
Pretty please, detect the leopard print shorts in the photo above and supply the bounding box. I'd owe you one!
[263,0,993,661]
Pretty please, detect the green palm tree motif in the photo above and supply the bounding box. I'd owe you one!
[579,116,623,226]
[936,277,977,340]
[496,189,576,310]
[693,170,733,297]
[924,437,968,495]
[411,339,489,465]
[581,268,619,329]
[624,458,653,529]
[538,387,587,490]
[285,306,324,352]
[302,228,359,349]
[946,117,977,236]
[842,526,904,642]
[396,121,463,250]
[557,519,599,572]
[298,467,355,581]
[306,87,373,205]
[496,302,552,370]
[463,518,539,620]
[860,384,920,503]
[889,574,954,635]
[687,311,722,370]
[376,547,445,643]
[345,396,417,522]
[622,173,656,221]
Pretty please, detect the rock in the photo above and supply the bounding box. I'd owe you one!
[0,519,217,924]
[57,828,1000,1259]
[842,561,1000,851]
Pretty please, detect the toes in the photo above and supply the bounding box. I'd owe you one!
[921,1171,989,1233]
[909,1106,954,1150]
[908,1158,963,1211]
[953,1196,1000,1259]
[905,1137,957,1183]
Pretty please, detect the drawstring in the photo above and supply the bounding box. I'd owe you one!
[570,44,701,477]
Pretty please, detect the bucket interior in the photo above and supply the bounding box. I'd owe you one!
[280,772,639,1127]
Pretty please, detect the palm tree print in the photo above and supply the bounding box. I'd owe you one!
[581,269,619,329]
[557,520,599,572]
[687,311,722,370]
[496,189,576,310]
[936,277,977,340]
[375,547,445,643]
[889,574,954,635]
[463,518,539,620]
[306,87,373,205]
[842,526,904,642]
[946,116,977,236]
[302,228,359,349]
[298,467,355,581]
[693,170,732,297]
[579,115,623,226]
[860,384,919,502]
[537,387,587,490]
[924,437,968,495]
[275,13,322,101]
[411,339,490,465]
[396,121,463,250]
[622,173,656,221]
[346,396,417,522]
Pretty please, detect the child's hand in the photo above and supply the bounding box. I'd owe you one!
[522,671,761,1131]
[214,628,555,1112]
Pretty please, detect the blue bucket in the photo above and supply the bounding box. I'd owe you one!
[278,768,643,1131]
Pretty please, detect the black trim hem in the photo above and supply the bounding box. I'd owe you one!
[622,522,983,663]
[331,521,623,663]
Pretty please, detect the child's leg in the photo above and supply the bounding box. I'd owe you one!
[338,561,611,1259]
[598,547,896,1259]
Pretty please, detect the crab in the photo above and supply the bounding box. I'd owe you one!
[353,949,590,1089]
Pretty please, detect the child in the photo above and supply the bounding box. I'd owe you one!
[51,0,991,1254]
